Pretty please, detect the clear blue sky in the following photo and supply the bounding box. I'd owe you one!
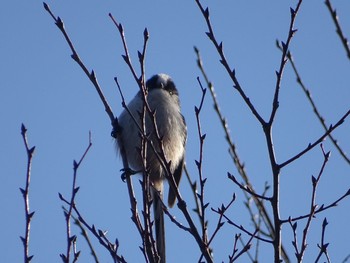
[1,0,350,262]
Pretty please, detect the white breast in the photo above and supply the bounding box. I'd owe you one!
[117,88,186,179]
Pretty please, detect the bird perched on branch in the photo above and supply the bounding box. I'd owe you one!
[115,74,187,263]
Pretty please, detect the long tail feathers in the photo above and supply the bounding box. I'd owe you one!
[153,186,166,263]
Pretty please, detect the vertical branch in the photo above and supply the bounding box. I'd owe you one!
[266,2,302,262]
[269,1,302,124]
[20,124,35,263]
[113,78,152,262]
[290,145,330,262]
[194,1,305,262]
[109,16,157,261]
[111,14,213,263]
[140,91,158,262]
[60,132,92,263]
[194,46,291,262]
[314,218,331,263]
[194,78,209,249]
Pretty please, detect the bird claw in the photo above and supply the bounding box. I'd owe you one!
[120,168,138,182]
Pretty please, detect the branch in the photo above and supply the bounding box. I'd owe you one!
[208,195,236,248]
[183,164,203,223]
[324,0,350,59]
[59,195,127,263]
[288,145,330,262]
[269,3,302,125]
[194,0,265,126]
[60,132,92,263]
[194,78,210,248]
[43,3,115,125]
[113,78,154,262]
[194,46,291,262]
[314,218,331,263]
[212,206,273,244]
[227,173,270,201]
[68,210,100,263]
[279,109,350,168]
[281,187,350,224]
[230,231,257,262]
[111,16,214,262]
[20,124,35,263]
[276,42,350,165]
[109,14,143,86]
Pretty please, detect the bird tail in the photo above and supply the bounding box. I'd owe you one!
[152,183,166,263]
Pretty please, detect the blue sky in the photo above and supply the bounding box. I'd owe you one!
[1,0,350,262]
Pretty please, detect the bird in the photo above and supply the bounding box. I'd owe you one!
[115,73,187,263]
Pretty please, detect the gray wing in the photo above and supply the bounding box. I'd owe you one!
[167,114,187,207]
[167,156,185,207]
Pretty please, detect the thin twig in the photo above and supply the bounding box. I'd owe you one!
[324,0,350,59]
[216,211,272,244]
[110,19,161,261]
[20,124,35,263]
[227,173,270,201]
[194,0,265,126]
[231,230,257,262]
[276,42,350,165]
[111,14,213,263]
[59,194,127,263]
[208,195,236,248]
[289,145,330,262]
[60,132,92,263]
[342,254,350,263]
[183,164,202,221]
[70,211,100,263]
[269,3,301,125]
[43,3,115,125]
[279,109,350,168]
[194,46,290,262]
[314,218,331,263]
[114,77,154,262]
[194,78,210,249]
[281,187,350,224]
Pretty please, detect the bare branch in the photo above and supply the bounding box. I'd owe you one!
[59,195,127,263]
[218,211,273,244]
[276,42,350,164]
[230,231,257,262]
[288,145,330,262]
[20,124,35,263]
[60,132,92,263]
[324,0,350,59]
[194,46,291,262]
[279,109,350,168]
[69,211,100,263]
[314,218,331,263]
[194,0,265,126]
[43,3,115,125]
[111,16,213,262]
[194,77,210,248]
[227,173,270,201]
[281,188,350,224]
[269,2,302,125]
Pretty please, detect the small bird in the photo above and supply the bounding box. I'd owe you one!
[115,74,187,263]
